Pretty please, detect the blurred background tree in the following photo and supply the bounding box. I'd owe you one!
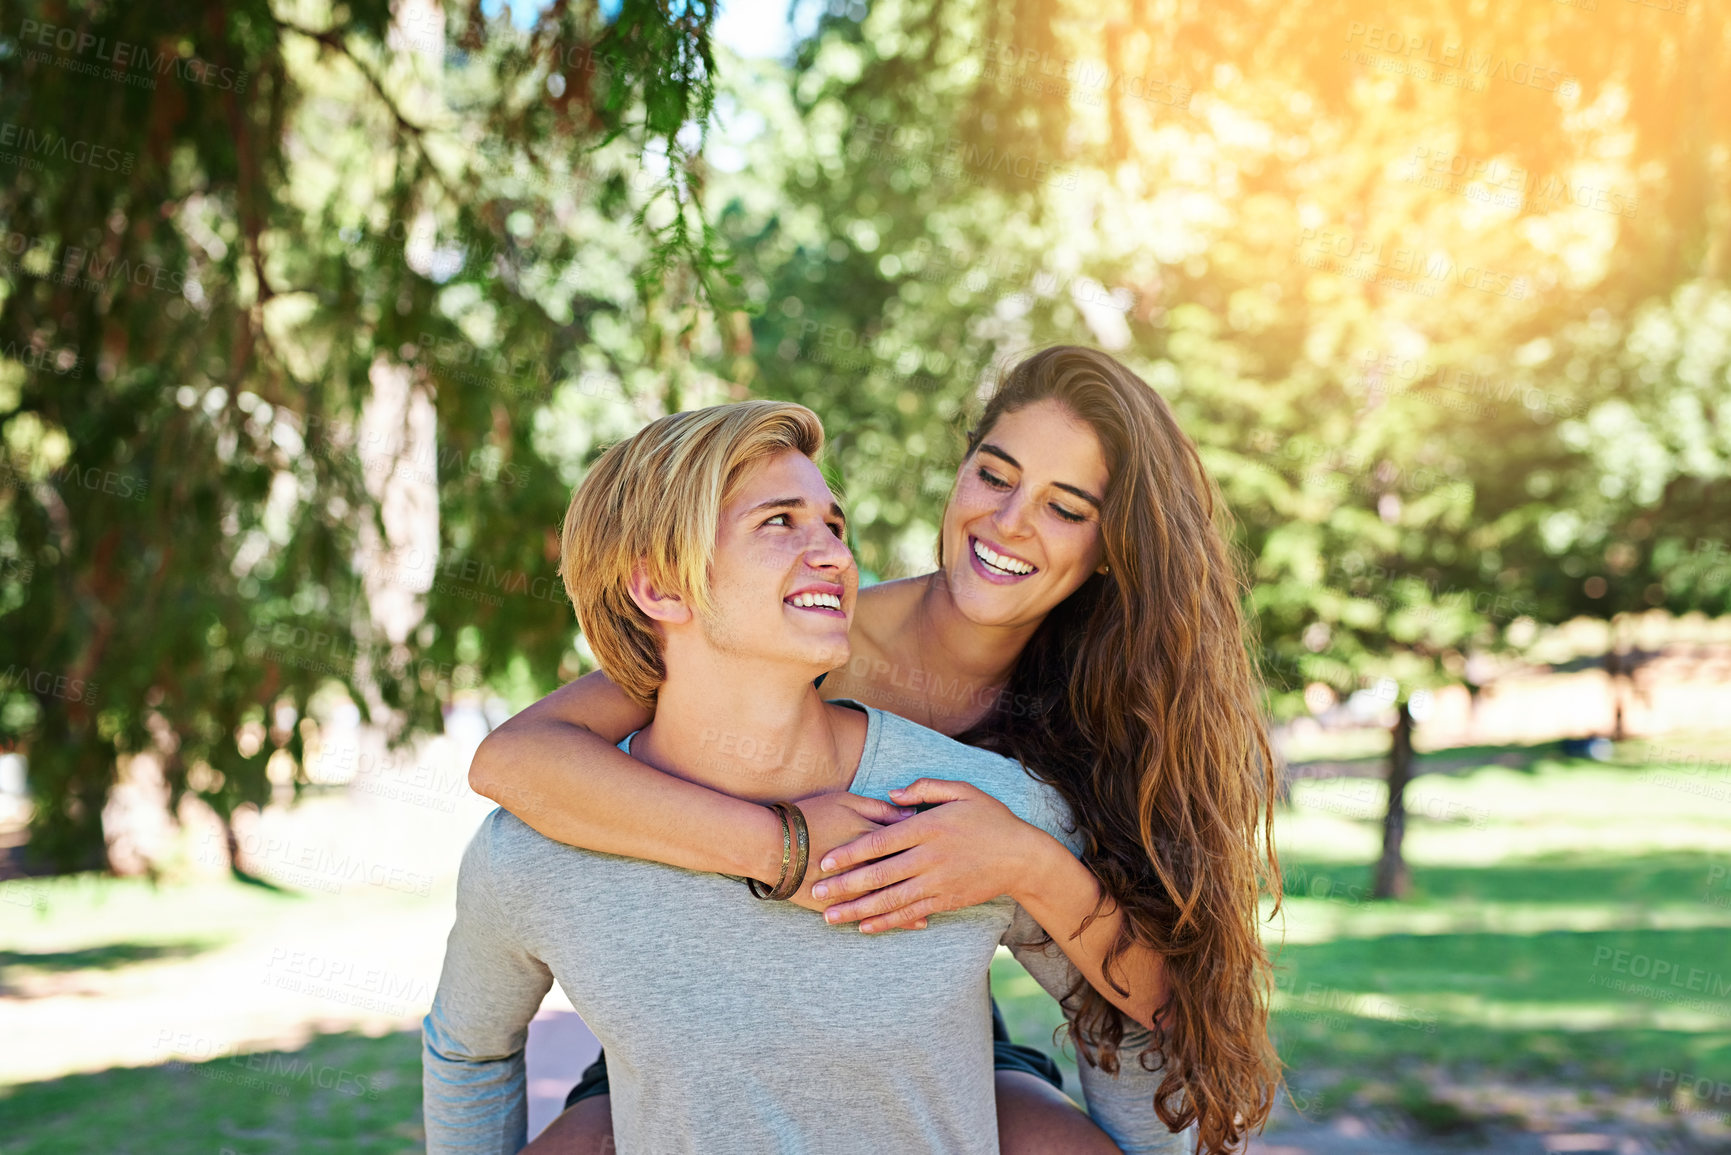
[0,0,726,870]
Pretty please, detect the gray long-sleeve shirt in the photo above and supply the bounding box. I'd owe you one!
[422,702,1192,1154]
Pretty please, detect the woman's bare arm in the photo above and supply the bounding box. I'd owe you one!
[1012,837,1168,1031]
[468,671,914,903]
[468,671,786,881]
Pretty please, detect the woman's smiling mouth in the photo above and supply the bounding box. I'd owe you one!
[969,536,1038,580]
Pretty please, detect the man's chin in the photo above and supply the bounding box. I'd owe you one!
[697,615,850,679]
[789,634,849,679]
[809,639,851,672]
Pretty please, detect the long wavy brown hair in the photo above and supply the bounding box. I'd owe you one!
[949,346,1284,1153]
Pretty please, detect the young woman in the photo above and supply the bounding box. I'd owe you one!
[470,346,1283,1154]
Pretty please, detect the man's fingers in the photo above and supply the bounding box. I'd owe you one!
[817,819,921,876]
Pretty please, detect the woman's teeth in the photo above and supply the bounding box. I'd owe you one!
[788,592,842,609]
[972,538,1035,575]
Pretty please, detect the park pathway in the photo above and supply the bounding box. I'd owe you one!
[524,1007,600,1141]
[1249,1118,1657,1154]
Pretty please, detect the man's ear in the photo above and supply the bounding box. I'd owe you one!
[626,566,693,626]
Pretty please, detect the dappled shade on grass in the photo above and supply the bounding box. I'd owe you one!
[1261,848,1731,1137]
[0,1028,425,1155]
[1281,852,1730,909]
[0,939,222,979]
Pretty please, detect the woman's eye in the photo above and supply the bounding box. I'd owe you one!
[764,514,790,527]
[977,467,1011,489]
[827,522,845,538]
[1051,505,1087,524]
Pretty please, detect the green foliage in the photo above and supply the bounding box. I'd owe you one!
[0,0,722,869]
[709,0,1731,720]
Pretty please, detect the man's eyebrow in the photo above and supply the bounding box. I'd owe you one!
[977,443,1103,509]
[745,496,849,526]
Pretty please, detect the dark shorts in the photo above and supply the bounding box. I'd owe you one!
[564,997,1063,1109]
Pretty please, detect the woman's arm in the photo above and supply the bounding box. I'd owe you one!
[1003,904,1192,1155]
[469,671,913,907]
[468,671,783,880]
[1010,834,1167,1032]
[809,778,1166,1030]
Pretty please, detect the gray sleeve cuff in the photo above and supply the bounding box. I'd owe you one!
[421,813,556,1154]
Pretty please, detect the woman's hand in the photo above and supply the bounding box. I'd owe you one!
[809,779,1043,933]
[783,791,917,914]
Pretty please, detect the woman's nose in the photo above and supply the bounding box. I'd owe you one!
[993,490,1035,537]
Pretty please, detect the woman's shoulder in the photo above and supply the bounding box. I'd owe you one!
[852,575,927,644]
[825,576,926,696]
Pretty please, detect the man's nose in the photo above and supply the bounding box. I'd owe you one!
[803,526,854,571]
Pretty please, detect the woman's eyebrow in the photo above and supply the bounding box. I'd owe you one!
[978,443,1103,509]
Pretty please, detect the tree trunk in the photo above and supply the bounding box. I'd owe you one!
[1373,700,1415,899]
[101,753,174,878]
[225,813,245,879]
[1606,614,1628,741]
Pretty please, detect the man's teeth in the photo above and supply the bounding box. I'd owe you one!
[788,592,842,610]
[973,539,1035,575]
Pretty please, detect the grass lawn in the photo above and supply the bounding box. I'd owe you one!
[0,1029,424,1155]
[3,740,1729,1151]
[0,808,455,1154]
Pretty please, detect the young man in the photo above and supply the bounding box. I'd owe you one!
[421,401,1133,1153]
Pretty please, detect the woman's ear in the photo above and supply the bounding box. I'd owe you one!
[626,566,692,625]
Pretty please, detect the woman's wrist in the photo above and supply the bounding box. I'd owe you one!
[1009,827,1094,914]
[739,800,793,885]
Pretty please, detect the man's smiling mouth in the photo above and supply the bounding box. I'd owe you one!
[784,585,845,614]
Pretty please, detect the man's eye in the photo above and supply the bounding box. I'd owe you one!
[764,513,790,527]
[827,522,845,538]
[978,467,1011,489]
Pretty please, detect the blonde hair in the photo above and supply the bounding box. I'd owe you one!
[560,401,826,708]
